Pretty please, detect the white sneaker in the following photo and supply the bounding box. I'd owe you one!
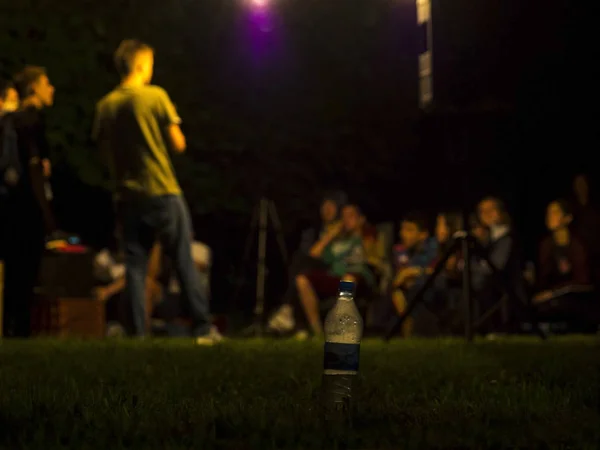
[485,332,506,341]
[293,330,310,341]
[268,305,295,333]
[106,322,126,338]
[195,326,224,346]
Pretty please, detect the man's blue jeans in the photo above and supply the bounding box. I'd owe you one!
[120,194,211,337]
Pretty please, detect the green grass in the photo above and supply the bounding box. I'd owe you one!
[0,336,599,449]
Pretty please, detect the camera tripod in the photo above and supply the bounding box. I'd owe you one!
[234,197,288,337]
[384,230,547,342]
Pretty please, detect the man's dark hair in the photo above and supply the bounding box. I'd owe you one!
[480,196,511,226]
[13,66,47,99]
[322,190,348,209]
[114,39,154,77]
[342,203,362,217]
[0,79,15,100]
[402,211,429,232]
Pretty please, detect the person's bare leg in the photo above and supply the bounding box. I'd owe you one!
[392,289,414,337]
[296,274,322,335]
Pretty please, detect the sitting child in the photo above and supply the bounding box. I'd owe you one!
[391,212,438,337]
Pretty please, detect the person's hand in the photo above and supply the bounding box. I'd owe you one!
[327,221,344,238]
[532,290,553,304]
[393,266,423,287]
[403,266,423,278]
[41,158,51,178]
[92,287,107,303]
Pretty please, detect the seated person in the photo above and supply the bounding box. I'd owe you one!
[295,203,375,338]
[93,243,163,337]
[433,211,463,279]
[470,212,489,245]
[436,213,490,334]
[267,191,347,334]
[532,199,599,331]
[390,212,438,337]
[534,199,590,304]
[152,240,212,334]
[472,197,514,285]
[423,212,464,317]
[472,196,522,334]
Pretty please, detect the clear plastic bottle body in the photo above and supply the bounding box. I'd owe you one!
[323,292,364,375]
[322,284,364,419]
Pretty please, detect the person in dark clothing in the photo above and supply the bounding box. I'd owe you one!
[0,80,19,115]
[533,198,598,331]
[433,211,463,279]
[472,197,518,289]
[472,197,524,335]
[1,80,20,259]
[425,212,464,319]
[1,66,56,337]
[267,190,347,334]
[534,199,590,302]
[571,174,600,285]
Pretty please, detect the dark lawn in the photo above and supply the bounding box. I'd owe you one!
[0,336,599,449]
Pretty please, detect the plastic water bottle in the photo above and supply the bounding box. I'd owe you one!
[322,280,364,422]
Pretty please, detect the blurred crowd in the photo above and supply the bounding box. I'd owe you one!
[267,176,600,339]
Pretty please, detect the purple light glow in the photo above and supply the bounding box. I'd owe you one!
[250,0,269,8]
[249,8,273,34]
[240,0,285,71]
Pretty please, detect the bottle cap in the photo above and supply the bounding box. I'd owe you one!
[338,280,355,295]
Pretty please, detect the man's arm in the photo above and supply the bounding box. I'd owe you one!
[167,124,186,153]
[35,114,52,177]
[309,222,342,259]
[156,88,186,153]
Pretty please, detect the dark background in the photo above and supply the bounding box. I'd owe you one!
[1,0,597,317]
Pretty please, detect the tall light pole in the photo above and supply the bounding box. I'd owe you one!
[417,0,433,109]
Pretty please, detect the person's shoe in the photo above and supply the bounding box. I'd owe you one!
[106,322,126,338]
[293,329,323,341]
[195,326,225,346]
[293,329,310,341]
[267,305,295,333]
[485,332,507,341]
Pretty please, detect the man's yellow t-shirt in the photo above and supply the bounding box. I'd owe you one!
[92,85,182,199]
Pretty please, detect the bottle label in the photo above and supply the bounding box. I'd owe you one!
[324,342,360,372]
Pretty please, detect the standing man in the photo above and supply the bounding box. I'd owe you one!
[92,39,222,344]
[2,66,56,337]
